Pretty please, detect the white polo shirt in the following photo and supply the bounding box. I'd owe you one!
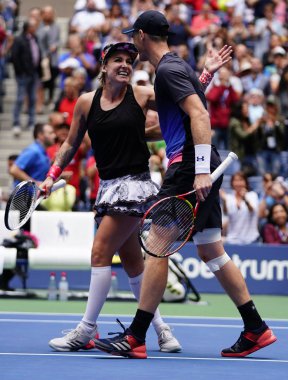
[225,191,260,244]
[70,10,105,33]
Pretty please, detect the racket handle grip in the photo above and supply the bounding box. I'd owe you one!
[211,152,238,183]
[51,179,66,193]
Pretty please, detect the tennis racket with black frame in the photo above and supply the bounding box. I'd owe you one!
[4,179,66,231]
[139,152,238,258]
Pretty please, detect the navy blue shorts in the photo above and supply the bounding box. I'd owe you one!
[158,147,223,233]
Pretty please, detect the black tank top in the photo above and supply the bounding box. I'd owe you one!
[87,85,150,180]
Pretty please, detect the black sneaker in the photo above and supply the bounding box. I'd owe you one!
[221,323,277,357]
[93,319,147,359]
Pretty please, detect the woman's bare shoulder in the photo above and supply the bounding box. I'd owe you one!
[76,90,97,113]
[79,90,97,103]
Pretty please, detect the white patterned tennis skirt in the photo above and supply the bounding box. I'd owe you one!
[94,171,159,218]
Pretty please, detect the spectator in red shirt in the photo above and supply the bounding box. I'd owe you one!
[191,3,220,33]
[47,123,90,207]
[206,66,239,149]
[185,0,219,13]
[190,3,221,60]
[55,77,79,126]
[86,155,100,210]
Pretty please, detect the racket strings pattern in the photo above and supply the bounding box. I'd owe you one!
[139,152,238,257]
[140,197,195,257]
[6,183,37,230]
[4,179,67,231]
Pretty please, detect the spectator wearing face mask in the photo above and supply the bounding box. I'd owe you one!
[245,88,265,124]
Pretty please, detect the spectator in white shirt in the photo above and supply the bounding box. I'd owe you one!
[74,0,107,12]
[70,0,105,34]
[220,171,260,244]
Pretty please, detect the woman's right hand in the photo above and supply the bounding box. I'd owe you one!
[40,176,55,197]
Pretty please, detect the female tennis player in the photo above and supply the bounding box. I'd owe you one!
[92,11,277,359]
[41,41,234,353]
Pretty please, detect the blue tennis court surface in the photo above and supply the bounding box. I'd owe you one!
[0,312,287,380]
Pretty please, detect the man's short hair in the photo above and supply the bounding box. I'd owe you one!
[33,123,45,139]
[8,154,19,161]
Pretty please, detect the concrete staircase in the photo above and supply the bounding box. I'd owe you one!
[0,17,69,197]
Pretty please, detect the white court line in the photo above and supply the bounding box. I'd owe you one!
[0,318,287,330]
[0,312,287,322]
[0,352,287,363]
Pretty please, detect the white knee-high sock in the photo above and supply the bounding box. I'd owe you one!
[128,272,166,336]
[81,266,111,327]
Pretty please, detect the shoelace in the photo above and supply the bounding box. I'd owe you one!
[107,318,127,339]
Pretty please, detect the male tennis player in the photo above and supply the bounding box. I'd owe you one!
[94,10,277,359]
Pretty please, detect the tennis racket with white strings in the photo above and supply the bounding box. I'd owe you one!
[139,152,238,258]
[4,179,66,231]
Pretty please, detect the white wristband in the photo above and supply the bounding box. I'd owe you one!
[195,144,211,174]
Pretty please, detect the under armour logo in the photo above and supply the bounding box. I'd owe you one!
[196,156,205,161]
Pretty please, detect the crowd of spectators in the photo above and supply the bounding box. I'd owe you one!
[0,0,287,244]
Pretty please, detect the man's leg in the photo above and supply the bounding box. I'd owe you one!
[195,232,277,357]
[119,234,181,352]
[127,255,168,340]
[138,255,169,313]
[94,254,169,358]
[197,240,251,306]
[128,271,182,352]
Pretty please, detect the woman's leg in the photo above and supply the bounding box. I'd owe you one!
[48,214,140,351]
[119,231,167,331]
[82,215,141,325]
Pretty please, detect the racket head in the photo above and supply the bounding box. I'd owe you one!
[4,181,39,230]
[139,195,196,258]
